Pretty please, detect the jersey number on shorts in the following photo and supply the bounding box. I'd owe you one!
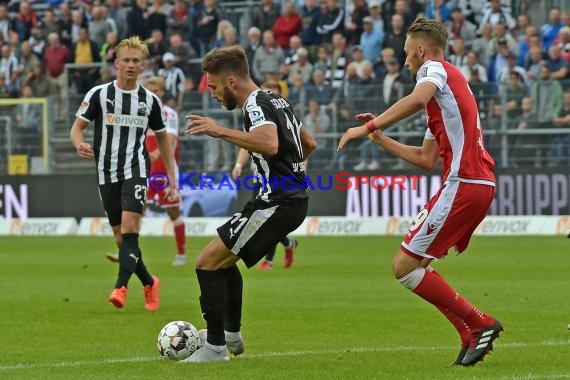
[229,212,248,239]
[134,184,148,207]
[409,208,429,232]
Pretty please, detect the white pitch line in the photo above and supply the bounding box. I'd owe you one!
[470,374,570,380]
[0,356,162,371]
[0,340,569,372]
[500,374,570,380]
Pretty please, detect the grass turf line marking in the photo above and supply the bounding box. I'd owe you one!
[0,356,161,371]
[498,375,570,380]
[1,340,569,371]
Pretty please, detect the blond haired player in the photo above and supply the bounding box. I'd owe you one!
[71,36,176,310]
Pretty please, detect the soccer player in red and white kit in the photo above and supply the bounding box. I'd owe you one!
[106,76,187,266]
[144,76,187,265]
[338,17,503,367]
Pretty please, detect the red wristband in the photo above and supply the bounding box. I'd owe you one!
[365,120,376,134]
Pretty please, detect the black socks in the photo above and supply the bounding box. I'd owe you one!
[134,248,154,287]
[280,236,291,247]
[115,233,153,288]
[196,269,227,346]
[222,265,243,333]
[196,265,244,345]
[264,245,277,262]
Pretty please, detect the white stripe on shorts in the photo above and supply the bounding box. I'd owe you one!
[230,205,278,254]
[402,181,461,259]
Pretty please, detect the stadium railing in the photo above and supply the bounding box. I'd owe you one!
[6,66,568,175]
[0,97,53,176]
[178,79,570,172]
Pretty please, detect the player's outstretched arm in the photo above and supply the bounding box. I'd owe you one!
[337,83,437,151]
[355,113,376,124]
[186,114,278,156]
[369,131,440,171]
[70,118,94,159]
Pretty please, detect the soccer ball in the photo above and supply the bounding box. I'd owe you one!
[157,321,202,361]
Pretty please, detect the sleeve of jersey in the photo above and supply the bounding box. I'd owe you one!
[246,101,277,131]
[75,88,100,122]
[149,95,167,133]
[166,111,179,137]
[415,61,447,92]
[424,128,435,140]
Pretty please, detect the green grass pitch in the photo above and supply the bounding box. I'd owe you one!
[1,235,569,379]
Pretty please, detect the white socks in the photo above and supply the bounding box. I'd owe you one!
[397,267,426,291]
[224,331,242,343]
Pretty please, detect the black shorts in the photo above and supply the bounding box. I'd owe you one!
[98,177,148,226]
[217,198,308,268]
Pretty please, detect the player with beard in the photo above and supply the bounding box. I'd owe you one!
[232,80,299,270]
[338,17,503,366]
[178,45,316,363]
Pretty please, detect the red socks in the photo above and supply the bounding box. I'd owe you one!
[173,217,186,255]
[436,305,472,345]
[402,267,493,332]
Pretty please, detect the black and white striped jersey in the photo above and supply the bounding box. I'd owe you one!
[158,67,185,101]
[75,81,166,185]
[243,89,308,202]
[0,54,20,85]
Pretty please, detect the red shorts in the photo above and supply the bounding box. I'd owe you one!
[401,181,494,260]
[147,181,181,208]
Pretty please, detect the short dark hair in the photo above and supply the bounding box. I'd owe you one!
[202,45,250,79]
[407,17,448,52]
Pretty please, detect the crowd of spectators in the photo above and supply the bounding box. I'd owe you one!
[1,0,570,168]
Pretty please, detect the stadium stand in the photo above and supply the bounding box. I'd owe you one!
[1,0,570,175]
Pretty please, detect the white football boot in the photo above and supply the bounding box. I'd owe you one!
[199,329,245,356]
[171,254,187,266]
[179,343,230,363]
